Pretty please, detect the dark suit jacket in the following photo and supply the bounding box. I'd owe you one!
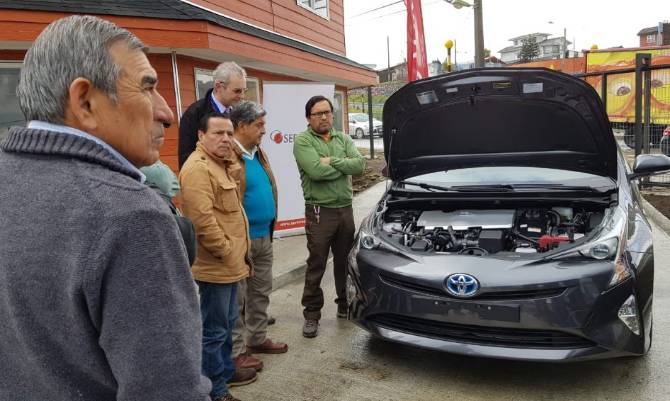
[178,89,219,168]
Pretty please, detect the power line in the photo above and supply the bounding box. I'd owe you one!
[349,1,403,19]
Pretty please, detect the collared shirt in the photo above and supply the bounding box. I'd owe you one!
[234,138,257,161]
[27,121,146,183]
[210,93,231,114]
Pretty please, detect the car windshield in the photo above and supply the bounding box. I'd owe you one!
[351,114,369,123]
[405,166,614,189]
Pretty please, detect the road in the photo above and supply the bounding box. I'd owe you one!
[233,223,670,401]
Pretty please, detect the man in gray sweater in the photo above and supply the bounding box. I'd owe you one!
[0,16,210,401]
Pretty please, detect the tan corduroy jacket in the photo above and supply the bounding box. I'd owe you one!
[179,142,252,283]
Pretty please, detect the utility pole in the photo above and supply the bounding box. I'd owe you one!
[387,35,390,72]
[473,0,484,67]
[563,27,567,58]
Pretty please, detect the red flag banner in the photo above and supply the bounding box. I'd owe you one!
[404,0,429,81]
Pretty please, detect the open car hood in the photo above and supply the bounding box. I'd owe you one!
[383,68,618,182]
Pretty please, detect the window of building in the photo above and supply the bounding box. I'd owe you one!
[194,68,260,104]
[297,0,329,19]
[647,34,656,43]
[0,63,24,143]
[333,91,344,132]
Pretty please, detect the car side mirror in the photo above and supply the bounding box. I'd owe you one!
[628,154,670,180]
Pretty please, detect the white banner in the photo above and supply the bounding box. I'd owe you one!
[262,82,335,236]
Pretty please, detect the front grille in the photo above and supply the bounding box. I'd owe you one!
[369,314,595,349]
[379,272,565,300]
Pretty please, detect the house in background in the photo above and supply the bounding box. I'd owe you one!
[0,0,377,171]
[499,32,573,64]
[638,22,670,47]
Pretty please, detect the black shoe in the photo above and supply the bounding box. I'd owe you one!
[337,304,348,319]
[302,319,319,338]
[268,316,276,325]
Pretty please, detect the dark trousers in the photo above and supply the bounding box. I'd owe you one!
[197,281,238,399]
[302,204,355,320]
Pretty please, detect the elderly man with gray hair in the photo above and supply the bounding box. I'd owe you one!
[179,61,247,167]
[0,15,210,400]
[229,101,287,373]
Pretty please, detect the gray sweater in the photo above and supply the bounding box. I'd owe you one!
[0,127,211,400]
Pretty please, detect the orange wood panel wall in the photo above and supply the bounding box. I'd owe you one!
[190,0,345,55]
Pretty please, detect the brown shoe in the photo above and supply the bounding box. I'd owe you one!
[213,394,241,401]
[233,352,263,372]
[246,338,288,354]
[228,367,257,388]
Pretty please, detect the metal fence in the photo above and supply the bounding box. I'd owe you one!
[578,54,670,187]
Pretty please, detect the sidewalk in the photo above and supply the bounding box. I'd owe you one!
[270,180,388,291]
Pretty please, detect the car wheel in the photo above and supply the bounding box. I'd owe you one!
[354,128,364,139]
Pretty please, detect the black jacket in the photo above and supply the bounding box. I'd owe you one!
[178,89,218,168]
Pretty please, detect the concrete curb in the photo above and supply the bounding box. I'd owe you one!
[642,198,670,235]
[272,256,333,292]
[272,263,306,292]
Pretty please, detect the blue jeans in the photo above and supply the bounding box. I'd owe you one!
[198,281,239,399]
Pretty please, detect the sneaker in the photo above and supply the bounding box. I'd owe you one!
[233,352,263,371]
[246,338,288,354]
[228,367,257,387]
[337,304,348,319]
[302,319,319,338]
[213,394,241,401]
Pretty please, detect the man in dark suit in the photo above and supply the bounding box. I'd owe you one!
[178,61,247,168]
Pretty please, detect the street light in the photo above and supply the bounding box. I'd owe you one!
[444,0,484,68]
[444,0,471,9]
[548,21,567,59]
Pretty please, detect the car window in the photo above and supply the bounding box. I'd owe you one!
[351,114,368,123]
[409,166,612,187]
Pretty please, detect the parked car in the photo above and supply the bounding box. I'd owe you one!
[348,112,383,139]
[346,68,670,362]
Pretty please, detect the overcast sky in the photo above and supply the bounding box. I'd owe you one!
[343,0,670,69]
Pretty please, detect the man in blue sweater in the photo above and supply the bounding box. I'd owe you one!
[230,101,288,372]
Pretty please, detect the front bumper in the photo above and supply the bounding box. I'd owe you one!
[347,248,648,362]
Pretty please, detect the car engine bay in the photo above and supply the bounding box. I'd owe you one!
[379,207,605,255]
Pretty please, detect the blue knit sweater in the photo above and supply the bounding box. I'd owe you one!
[243,152,276,239]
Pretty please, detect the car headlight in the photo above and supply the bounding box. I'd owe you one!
[357,218,401,253]
[550,216,630,288]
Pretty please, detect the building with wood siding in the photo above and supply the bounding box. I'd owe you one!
[0,0,377,171]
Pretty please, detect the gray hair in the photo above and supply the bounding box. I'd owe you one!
[230,101,267,129]
[17,15,146,123]
[213,61,246,86]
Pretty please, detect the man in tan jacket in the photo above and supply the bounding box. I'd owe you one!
[180,112,255,401]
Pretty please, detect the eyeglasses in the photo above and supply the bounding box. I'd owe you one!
[310,110,332,118]
[216,81,247,95]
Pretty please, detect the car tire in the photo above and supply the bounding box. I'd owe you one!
[354,128,364,139]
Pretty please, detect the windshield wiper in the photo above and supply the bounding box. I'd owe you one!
[396,181,453,192]
[508,184,600,192]
[450,184,514,192]
[397,182,516,192]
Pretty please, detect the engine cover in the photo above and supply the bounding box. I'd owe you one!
[417,210,516,230]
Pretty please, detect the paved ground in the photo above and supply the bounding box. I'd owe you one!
[233,222,670,401]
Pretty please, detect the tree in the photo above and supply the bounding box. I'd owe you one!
[519,35,540,62]
[483,48,491,58]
